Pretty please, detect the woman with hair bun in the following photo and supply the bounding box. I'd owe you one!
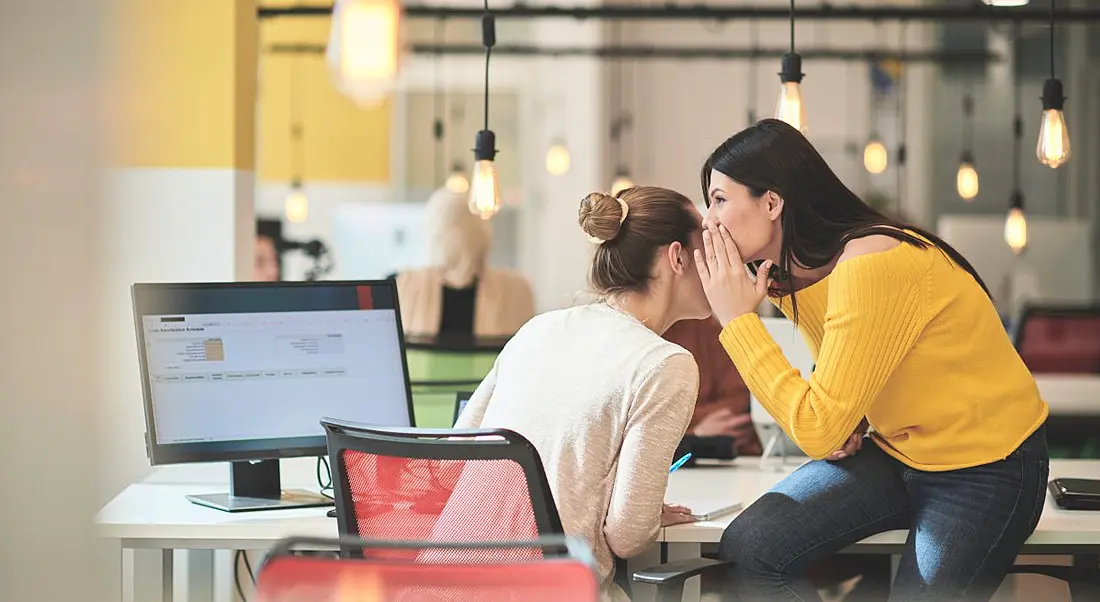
[455,186,713,601]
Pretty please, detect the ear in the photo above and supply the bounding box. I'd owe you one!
[667,241,689,276]
[766,191,784,221]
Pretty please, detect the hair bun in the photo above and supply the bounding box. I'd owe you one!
[578,192,628,243]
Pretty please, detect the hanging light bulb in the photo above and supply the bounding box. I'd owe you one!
[863,137,888,174]
[285,181,309,224]
[610,167,634,196]
[982,0,1029,5]
[956,152,980,201]
[1036,82,1071,168]
[326,0,403,106]
[468,131,501,220]
[445,162,469,194]
[775,53,806,132]
[1004,191,1027,254]
[545,140,571,176]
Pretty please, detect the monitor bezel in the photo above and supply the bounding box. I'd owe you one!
[131,280,417,466]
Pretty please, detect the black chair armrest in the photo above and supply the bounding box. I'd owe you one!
[633,557,733,586]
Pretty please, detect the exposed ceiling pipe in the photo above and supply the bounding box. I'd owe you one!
[258,3,1100,22]
[267,42,1002,63]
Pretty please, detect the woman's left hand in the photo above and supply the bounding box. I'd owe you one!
[694,222,773,326]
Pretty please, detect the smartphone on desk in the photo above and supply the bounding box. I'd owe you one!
[1049,478,1100,511]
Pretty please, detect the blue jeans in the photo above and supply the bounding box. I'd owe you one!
[719,426,1049,601]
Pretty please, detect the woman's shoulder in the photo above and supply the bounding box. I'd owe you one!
[833,231,932,280]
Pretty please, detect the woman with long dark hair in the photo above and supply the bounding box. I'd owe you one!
[694,119,1049,601]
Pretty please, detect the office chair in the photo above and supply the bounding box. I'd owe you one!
[321,419,564,560]
[1015,304,1100,374]
[254,535,600,602]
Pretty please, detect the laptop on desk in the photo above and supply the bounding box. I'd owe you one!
[453,391,474,426]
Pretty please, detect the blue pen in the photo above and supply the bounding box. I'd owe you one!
[669,453,693,473]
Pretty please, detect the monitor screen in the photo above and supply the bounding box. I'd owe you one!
[132,281,415,465]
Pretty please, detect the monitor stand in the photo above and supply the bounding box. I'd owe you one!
[186,459,335,513]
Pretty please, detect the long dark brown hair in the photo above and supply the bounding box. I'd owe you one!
[701,119,990,323]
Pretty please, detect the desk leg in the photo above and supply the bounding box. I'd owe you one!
[184,550,215,602]
[1069,554,1100,601]
[666,543,703,602]
[131,550,173,602]
[104,539,122,602]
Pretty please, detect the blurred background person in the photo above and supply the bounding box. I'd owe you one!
[254,218,283,282]
[665,316,762,458]
[395,186,534,337]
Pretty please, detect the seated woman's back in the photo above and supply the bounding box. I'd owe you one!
[455,187,711,601]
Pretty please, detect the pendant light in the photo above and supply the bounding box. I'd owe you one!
[608,22,634,194]
[545,140,571,176]
[1036,0,1070,168]
[326,0,403,106]
[467,0,501,219]
[610,169,634,197]
[1005,23,1027,254]
[863,138,888,174]
[862,21,888,175]
[285,56,309,224]
[957,94,979,201]
[775,0,805,132]
[545,94,570,176]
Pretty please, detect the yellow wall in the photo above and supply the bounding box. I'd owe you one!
[110,0,257,169]
[258,6,392,183]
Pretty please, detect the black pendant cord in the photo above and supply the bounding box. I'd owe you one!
[610,21,624,172]
[290,55,305,187]
[747,19,758,125]
[895,21,907,215]
[962,91,974,156]
[433,19,446,187]
[482,0,492,132]
[789,0,795,54]
[1012,21,1023,197]
[1049,0,1055,79]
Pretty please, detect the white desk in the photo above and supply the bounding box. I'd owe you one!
[99,458,1100,602]
[1036,375,1100,417]
[662,458,1100,548]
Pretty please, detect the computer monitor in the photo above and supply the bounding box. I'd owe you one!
[131,280,415,512]
[454,391,475,425]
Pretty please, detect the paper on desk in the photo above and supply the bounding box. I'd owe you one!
[669,498,743,522]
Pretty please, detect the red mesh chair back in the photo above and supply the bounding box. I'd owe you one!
[321,420,563,563]
[1016,305,1100,374]
[255,536,599,602]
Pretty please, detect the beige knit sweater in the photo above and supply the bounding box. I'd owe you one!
[455,303,699,601]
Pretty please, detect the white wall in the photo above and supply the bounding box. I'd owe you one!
[0,0,109,599]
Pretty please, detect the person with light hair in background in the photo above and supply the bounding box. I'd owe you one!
[395,186,535,337]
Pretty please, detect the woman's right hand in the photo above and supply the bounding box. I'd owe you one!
[825,418,870,461]
[661,503,695,526]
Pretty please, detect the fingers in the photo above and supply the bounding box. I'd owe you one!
[693,249,710,281]
[701,228,720,273]
[716,223,743,267]
[755,260,774,296]
[665,504,692,514]
[725,413,754,429]
[827,433,863,461]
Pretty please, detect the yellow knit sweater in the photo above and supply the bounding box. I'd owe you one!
[719,240,1048,471]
